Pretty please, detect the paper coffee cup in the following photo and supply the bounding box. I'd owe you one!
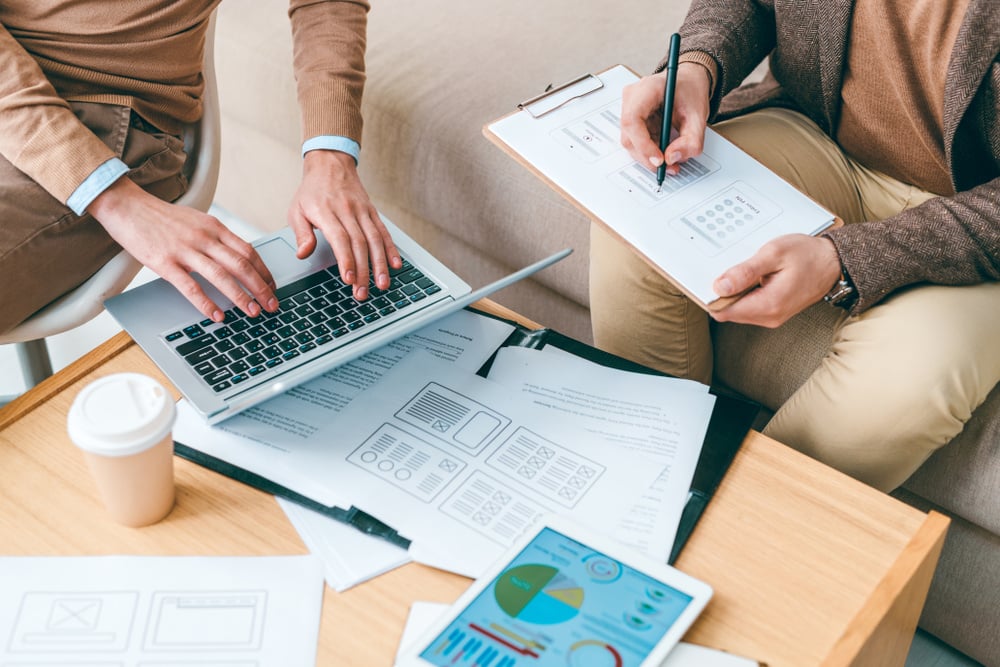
[67,373,177,527]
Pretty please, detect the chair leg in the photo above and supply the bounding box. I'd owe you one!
[16,339,54,389]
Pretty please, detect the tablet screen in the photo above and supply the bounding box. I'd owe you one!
[417,527,694,666]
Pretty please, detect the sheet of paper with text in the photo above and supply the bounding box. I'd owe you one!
[487,65,836,308]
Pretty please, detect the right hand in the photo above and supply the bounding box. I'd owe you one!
[89,177,278,322]
[620,62,712,176]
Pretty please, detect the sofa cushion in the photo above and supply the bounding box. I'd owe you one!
[361,0,693,319]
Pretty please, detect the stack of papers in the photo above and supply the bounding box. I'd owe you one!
[174,310,716,580]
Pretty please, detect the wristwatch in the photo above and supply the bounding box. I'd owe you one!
[823,271,857,310]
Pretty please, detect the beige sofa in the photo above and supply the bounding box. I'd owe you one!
[213,2,1000,663]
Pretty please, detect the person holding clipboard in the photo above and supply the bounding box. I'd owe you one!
[590,0,1000,494]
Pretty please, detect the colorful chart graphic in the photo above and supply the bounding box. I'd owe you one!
[494,564,584,625]
[567,639,623,667]
[583,554,622,583]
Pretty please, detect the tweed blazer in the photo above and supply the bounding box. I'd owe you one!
[668,0,1000,313]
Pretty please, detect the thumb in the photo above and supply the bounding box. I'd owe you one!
[288,211,317,259]
[714,261,762,297]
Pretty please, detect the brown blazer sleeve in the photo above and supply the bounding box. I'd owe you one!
[287,0,370,146]
[656,0,777,119]
[0,21,116,206]
[826,176,1000,313]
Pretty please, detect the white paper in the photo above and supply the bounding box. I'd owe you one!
[175,309,516,506]
[489,64,835,306]
[0,555,324,666]
[277,496,412,592]
[396,602,759,667]
[487,346,715,559]
[290,351,663,577]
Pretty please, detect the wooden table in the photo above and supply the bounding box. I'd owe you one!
[0,302,948,666]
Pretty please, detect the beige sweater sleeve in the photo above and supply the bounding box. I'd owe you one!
[288,0,370,146]
[0,21,115,206]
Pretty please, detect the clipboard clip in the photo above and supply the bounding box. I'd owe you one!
[518,72,604,118]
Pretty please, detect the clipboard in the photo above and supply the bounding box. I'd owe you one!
[484,64,843,312]
[174,305,759,566]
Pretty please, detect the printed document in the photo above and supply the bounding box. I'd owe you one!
[175,309,516,503]
[487,346,715,558]
[486,64,837,308]
[0,555,324,666]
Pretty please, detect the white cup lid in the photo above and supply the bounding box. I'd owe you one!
[67,373,176,457]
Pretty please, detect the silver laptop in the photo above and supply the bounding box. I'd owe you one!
[106,216,570,425]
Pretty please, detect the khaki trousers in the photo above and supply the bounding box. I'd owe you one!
[0,102,188,333]
[590,108,1000,491]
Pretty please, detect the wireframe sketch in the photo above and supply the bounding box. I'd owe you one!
[143,591,266,652]
[8,591,138,653]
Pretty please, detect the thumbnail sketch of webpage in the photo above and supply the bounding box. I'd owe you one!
[292,351,663,578]
[0,556,323,667]
[487,346,715,559]
[489,64,835,305]
[174,309,516,504]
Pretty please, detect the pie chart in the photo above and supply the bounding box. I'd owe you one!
[494,564,584,625]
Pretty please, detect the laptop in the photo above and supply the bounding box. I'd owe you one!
[106,216,570,425]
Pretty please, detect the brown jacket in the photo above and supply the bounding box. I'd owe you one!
[672,0,1000,313]
[0,0,368,206]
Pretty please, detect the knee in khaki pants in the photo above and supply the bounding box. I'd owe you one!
[589,222,713,384]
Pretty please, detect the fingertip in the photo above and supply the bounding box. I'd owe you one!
[715,277,735,297]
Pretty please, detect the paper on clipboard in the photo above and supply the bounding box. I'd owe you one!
[485,64,839,311]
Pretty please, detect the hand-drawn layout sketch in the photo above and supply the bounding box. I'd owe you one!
[0,556,323,667]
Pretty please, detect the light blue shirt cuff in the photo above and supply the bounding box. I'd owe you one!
[67,157,130,216]
[302,136,360,164]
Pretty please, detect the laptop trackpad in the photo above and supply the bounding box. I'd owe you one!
[255,237,303,284]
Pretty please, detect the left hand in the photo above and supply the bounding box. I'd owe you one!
[287,149,402,300]
[710,234,843,327]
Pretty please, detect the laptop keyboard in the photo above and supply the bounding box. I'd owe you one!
[163,258,442,393]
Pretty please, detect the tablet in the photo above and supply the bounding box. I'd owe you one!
[396,515,713,667]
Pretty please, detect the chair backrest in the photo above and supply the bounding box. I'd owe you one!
[0,12,220,345]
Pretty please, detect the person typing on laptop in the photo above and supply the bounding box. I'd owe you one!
[0,0,400,335]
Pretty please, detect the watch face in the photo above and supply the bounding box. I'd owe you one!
[824,280,856,309]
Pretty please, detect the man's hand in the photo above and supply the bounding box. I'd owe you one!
[620,62,711,176]
[710,235,844,327]
[288,150,401,301]
[89,177,277,322]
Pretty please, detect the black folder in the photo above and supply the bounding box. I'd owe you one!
[174,306,759,563]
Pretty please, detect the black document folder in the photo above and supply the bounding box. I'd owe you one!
[174,307,759,563]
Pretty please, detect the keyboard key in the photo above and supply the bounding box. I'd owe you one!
[231,360,249,373]
[282,350,300,361]
[394,299,412,309]
[401,284,420,296]
[248,365,266,376]
[415,277,436,290]
[184,346,218,366]
[363,313,381,323]
[248,325,267,338]
[204,368,233,384]
[210,353,232,368]
[298,342,316,353]
[264,319,282,331]
[316,334,333,345]
[230,320,250,332]
[193,361,215,375]
[212,380,232,392]
[323,304,343,318]
[245,340,264,352]
[176,334,217,357]
[216,339,235,353]
[263,346,282,359]
[308,312,326,325]
[398,268,423,283]
[379,306,397,316]
[232,333,251,345]
[293,319,311,332]
[308,285,328,298]
[357,304,376,316]
[183,324,205,338]
[199,318,213,327]
[229,347,249,360]
[247,353,266,366]
[231,373,248,384]
[215,326,233,339]
[279,312,299,324]
[265,358,283,368]
[165,331,183,342]
[262,333,280,346]
[348,321,365,331]
[277,325,296,338]
[279,340,298,352]
[310,324,331,336]
[410,292,427,302]
[342,311,361,323]
[332,327,349,338]
[293,293,313,306]
[294,332,315,344]
[424,285,441,295]
[274,271,329,300]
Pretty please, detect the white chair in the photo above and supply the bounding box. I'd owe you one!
[0,14,220,404]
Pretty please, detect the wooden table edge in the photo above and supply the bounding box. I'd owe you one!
[823,511,950,666]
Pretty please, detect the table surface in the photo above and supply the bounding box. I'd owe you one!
[0,301,948,667]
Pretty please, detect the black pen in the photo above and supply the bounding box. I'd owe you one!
[657,32,681,191]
